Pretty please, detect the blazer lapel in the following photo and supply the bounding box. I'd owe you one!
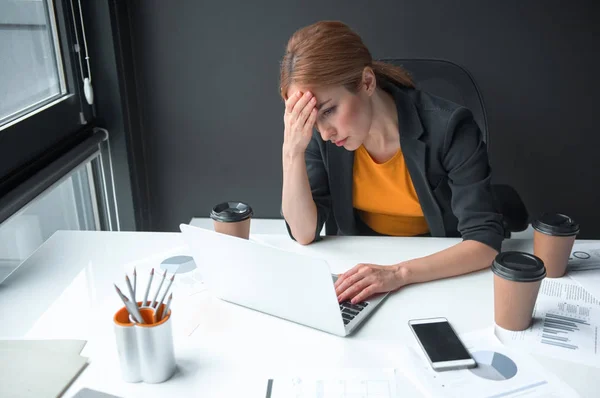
[401,138,445,236]
[327,143,358,235]
[391,86,445,237]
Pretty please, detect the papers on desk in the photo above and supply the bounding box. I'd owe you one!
[266,368,405,398]
[72,388,122,398]
[567,242,600,303]
[0,339,88,398]
[568,242,600,271]
[172,267,208,297]
[401,329,579,398]
[569,269,600,308]
[495,277,600,368]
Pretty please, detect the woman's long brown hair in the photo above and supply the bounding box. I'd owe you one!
[280,21,414,100]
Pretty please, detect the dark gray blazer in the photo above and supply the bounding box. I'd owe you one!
[284,79,505,252]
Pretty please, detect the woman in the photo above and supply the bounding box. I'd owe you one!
[280,21,504,305]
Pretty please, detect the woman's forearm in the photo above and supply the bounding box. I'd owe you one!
[397,240,498,285]
[281,152,318,245]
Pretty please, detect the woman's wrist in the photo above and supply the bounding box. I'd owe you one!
[282,147,305,167]
[394,261,413,287]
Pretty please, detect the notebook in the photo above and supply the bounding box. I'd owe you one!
[0,339,89,398]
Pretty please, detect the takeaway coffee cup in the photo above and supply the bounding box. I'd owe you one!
[210,201,253,239]
[532,213,580,278]
[492,251,546,331]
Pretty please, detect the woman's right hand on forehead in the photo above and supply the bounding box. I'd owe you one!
[283,91,318,157]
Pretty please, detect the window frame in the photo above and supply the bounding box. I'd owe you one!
[0,0,93,197]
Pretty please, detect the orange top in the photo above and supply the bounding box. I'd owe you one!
[352,145,429,236]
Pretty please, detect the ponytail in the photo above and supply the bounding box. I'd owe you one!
[372,61,415,89]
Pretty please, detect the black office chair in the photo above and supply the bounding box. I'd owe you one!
[325,59,528,237]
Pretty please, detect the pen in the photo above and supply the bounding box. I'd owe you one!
[154,274,175,322]
[151,270,167,308]
[114,284,144,324]
[157,274,175,310]
[161,293,173,321]
[143,268,154,306]
[125,275,137,307]
[133,267,137,301]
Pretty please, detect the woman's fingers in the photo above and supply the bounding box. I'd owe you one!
[337,276,373,303]
[334,264,362,289]
[335,270,367,296]
[336,264,403,304]
[290,91,313,122]
[303,108,318,134]
[282,91,316,155]
[335,264,391,303]
[350,285,378,304]
[304,108,319,136]
[297,96,316,123]
[284,91,302,114]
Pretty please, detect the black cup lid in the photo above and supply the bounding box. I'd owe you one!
[492,251,546,282]
[210,201,253,223]
[532,213,579,236]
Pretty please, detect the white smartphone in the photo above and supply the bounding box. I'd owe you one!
[408,317,476,371]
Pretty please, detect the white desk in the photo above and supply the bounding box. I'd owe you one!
[188,216,535,238]
[189,216,329,236]
[0,231,597,397]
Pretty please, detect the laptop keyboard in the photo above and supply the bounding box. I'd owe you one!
[332,275,369,326]
[339,301,368,326]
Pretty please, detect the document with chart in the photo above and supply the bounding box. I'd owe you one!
[495,277,599,367]
[402,329,578,398]
[568,242,600,271]
[266,368,400,398]
[566,242,600,302]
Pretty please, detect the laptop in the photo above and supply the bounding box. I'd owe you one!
[179,224,389,337]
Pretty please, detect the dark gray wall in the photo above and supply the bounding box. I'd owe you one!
[83,0,137,231]
[127,0,600,237]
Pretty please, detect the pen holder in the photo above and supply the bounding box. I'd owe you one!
[113,303,176,383]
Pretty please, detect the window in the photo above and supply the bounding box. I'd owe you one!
[0,160,97,283]
[0,1,126,270]
[0,1,121,281]
[0,0,66,127]
[0,126,120,284]
[0,0,92,195]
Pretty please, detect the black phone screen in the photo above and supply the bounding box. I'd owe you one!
[411,321,471,362]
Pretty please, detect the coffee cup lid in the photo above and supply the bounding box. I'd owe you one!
[532,213,579,236]
[492,251,546,282]
[210,201,253,223]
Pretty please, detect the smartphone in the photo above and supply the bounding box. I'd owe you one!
[408,317,476,371]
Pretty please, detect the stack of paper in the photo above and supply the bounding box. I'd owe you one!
[0,339,88,398]
[568,242,600,271]
[402,329,579,398]
[266,367,428,398]
[566,242,600,302]
[266,329,578,398]
[266,368,400,398]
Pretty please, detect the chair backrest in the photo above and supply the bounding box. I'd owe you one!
[380,59,489,146]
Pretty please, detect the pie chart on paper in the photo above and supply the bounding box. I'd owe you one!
[469,351,518,381]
